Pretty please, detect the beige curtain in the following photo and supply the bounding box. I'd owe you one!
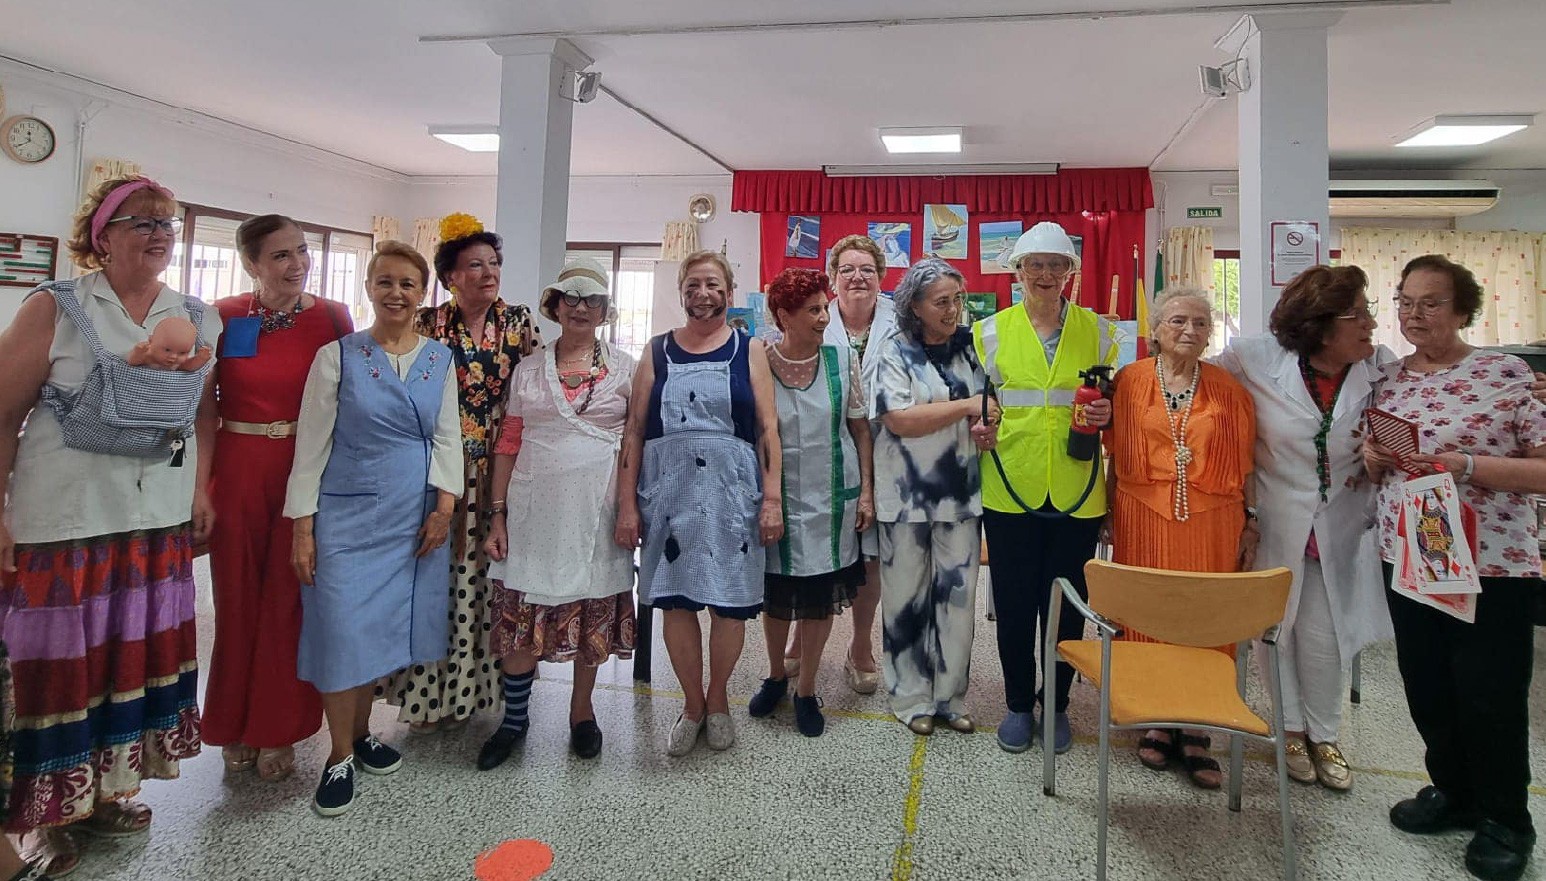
[372,215,401,244]
[1340,227,1546,354]
[660,220,699,262]
[84,158,143,198]
[1164,226,1215,291]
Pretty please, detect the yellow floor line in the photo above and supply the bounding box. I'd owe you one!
[890,737,929,881]
[545,678,1546,798]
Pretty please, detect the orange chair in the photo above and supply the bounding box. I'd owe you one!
[1041,560,1297,881]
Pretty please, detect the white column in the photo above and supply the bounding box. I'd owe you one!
[487,37,592,322]
[1224,11,1341,335]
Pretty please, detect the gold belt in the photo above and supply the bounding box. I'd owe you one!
[222,419,297,438]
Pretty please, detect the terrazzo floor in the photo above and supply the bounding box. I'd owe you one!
[47,560,1546,881]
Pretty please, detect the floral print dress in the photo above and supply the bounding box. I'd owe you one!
[378,300,542,725]
[1372,350,1546,578]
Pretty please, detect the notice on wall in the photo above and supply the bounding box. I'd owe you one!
[1269,221,1321,286]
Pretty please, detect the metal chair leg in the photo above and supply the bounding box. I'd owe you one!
[1043,579,1065,797]
[1267,643,1299,881]
[1228,733,1244,812]
[1096,637,1113,881]
[1349,650,1362,704]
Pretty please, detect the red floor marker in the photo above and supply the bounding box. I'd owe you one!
[474,839,555,881]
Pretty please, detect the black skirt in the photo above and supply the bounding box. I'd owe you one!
[763,559,866,621]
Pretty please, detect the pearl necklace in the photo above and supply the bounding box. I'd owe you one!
[1157,354,1201,522]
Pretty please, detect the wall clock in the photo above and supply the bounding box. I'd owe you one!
[2,115,56,164]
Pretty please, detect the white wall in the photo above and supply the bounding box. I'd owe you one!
[0,74,404,328]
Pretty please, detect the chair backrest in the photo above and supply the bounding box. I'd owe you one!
[1083,560,1292,648]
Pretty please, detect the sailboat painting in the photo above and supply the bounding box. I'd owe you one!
[786,215,821,259]
[922,204,969,259]
[979,221,1022,274]
[868,222,912,269]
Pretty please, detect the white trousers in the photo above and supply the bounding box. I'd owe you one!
[1258,556,1345,743]
[879,519,979,724]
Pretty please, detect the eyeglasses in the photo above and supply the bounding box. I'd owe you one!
[837,265,878,278]
[106,216,183,236]
[1392,296,1453,315]
[561,292,608,309]
[1162,316,1211,331]
[1020,259,1073,276]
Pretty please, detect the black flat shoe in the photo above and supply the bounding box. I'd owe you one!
[1466,820,1535,881]
[570,720,603,759]
[747,676,788,718]
[477,727,527,771]
[1391,786,1477,835]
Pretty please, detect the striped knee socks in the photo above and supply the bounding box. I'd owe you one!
[500,671,534,734]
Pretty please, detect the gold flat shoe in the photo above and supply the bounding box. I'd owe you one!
[1310,741,1353,791]
[945,714,976,733]
[906,716,935,736]
[845,657,881,695]
[221,745,257,772]
[1282,737,1316,784]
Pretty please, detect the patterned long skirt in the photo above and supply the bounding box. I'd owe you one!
[0,526,202,832]
[379,460,503,724]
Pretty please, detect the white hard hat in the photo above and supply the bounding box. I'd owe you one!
[1007,221,1080,272]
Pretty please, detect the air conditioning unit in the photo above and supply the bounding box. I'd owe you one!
[1329,180,1499,218]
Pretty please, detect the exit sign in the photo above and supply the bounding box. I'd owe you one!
[1187,207,1224,219]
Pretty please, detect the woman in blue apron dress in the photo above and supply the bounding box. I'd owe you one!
[615,251,783,757]
[285,242,464,818]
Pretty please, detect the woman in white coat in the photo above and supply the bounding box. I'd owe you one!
[1214,265,1392,792]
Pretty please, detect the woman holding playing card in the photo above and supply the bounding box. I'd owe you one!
[1365,254,1546,881]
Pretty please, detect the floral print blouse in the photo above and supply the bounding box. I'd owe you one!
[416,300,542,463]
[1372,350,1546,578]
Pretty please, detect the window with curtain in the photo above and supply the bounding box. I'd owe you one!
[565,243,659,359]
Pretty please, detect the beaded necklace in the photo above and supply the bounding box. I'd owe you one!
[1157,354,1202,522]
[1298,356,1348,503]
[557,339,603,414]
[252,294,302,333]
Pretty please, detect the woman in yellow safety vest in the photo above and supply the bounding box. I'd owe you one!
[971,221,1118,756]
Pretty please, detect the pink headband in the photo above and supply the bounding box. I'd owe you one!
[91,178,175,250]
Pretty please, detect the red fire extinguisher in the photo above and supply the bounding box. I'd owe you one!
[1067,365,1114,462]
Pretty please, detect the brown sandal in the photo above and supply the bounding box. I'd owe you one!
[80,799,152,837]
[1178,733,1222,790]
[221,744,257,772]
[21,827,82,878]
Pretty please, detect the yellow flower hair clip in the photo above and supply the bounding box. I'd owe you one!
[439,213,485,244]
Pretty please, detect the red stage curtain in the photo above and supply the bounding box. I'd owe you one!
[732,168,1154,216]
[757,209,1148,319]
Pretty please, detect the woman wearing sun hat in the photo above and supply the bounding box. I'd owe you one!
[378,213,544,733]
[476,259,638,768]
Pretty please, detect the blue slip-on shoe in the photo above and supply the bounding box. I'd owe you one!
[998,710,1034,753]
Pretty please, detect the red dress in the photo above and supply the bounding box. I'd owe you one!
[204,295,351,748]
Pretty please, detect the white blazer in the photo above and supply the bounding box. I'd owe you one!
[1215,334,1397,660]
[825,295,897,419]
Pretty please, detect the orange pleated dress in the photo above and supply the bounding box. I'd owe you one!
[1105,359,1256,651]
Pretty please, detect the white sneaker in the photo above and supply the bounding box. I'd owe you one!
[705,713,736,750]
[667,714,702,757]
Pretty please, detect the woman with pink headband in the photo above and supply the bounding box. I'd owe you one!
[0,176,220,875]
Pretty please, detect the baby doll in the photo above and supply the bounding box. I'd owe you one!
[128,316,213,371]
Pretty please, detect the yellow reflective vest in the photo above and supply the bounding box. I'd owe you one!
[972,302,1119,518]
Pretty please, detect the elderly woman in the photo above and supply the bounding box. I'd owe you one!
[1215,265,1391,793]
[476,260,637,768]
[785,235,898,692]
[872,258,996,735]
[206,214,353,782]
[747,268,874,737]
[286,241,463,817]
[379,214,541,733]
[615,250,782,756]
[1106,288,1257,789]
[1365,255,1546,881]
[0,176,219,874]
[973,222,1115,755]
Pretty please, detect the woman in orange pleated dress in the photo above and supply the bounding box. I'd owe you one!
[1105,288,1259,790]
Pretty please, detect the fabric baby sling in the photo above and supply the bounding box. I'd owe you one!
[35,279,212,458]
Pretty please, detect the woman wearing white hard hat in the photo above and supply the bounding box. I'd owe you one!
[784,235,896,694]
[477,259,638,769]
[972,221,1118,756]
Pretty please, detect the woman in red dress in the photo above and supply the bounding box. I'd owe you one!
[205,215,353,780]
